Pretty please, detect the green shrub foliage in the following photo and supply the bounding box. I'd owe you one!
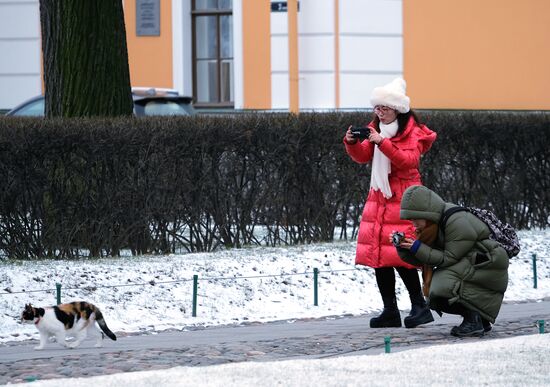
[0,110,548,259]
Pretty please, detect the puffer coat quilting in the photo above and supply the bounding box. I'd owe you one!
[344,117,436,268]
[398,185,509,322]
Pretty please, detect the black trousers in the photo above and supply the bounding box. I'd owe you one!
[375,266,423,304]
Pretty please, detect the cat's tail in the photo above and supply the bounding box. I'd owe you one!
[95,309,117,341]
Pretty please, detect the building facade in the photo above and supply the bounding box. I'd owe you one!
[1,0,549,111]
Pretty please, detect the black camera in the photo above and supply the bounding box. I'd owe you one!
[350,126,371,140]
[391,232,405,247]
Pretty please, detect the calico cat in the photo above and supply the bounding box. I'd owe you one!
[21,301,117,350]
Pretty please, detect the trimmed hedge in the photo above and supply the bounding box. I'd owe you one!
[0,110,548,259]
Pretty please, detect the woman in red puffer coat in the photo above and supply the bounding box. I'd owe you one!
[344,78,437,329]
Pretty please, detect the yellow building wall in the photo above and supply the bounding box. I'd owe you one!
[242,0,271,109]
[123,0,173,88]
[404,0,550,110]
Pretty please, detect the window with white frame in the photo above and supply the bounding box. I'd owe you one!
[192,0,233,106]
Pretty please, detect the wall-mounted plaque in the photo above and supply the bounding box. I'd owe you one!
[136,0,160,36]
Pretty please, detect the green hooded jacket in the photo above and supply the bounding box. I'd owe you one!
[398,185,509,322]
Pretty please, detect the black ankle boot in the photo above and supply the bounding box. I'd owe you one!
[450,310,484,337]
[404,291,434,328]
[370,297,402,328]
[404,302,434,328]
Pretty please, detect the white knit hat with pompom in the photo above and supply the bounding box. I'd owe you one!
[370,78,410,113]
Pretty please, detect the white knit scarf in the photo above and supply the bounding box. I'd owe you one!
[370,120,399,199]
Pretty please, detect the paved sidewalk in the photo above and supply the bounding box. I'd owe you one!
[0,300,548,384]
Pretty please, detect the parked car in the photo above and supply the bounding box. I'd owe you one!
[5,87,196,116]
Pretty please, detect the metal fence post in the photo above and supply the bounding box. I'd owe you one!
[313,268,319,306]
[192,274,198,317]
[55,283,61,305]
[532,254,537,289]
[384,336,391,353]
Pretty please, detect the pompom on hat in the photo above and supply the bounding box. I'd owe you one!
[370,77,410,114]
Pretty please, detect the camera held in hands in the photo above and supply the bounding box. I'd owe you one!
[391,231,406,247]
[350,126,371,140]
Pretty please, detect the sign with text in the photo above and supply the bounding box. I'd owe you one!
[136,0,160,36]
[271,1,300,12]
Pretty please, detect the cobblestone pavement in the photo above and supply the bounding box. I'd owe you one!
[1,301,548,385]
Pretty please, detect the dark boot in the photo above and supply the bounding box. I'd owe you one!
[404,301,434,328]
[397,267,433,328]
[370,297,402,328]
[450,310,485,337]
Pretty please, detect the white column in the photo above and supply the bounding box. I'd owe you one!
[0,0,42,109]
[172,0,193,96]
[339,0,403,109]
[233,0,244,109]
[271,6,289,109]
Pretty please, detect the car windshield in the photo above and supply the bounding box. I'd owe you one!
[12,99,44,116]
[139,100,194,116]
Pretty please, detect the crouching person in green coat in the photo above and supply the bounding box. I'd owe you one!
[391,185,509,337]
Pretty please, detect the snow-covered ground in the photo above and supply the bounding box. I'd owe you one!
[28,334,550,387]
[0,229,549,344]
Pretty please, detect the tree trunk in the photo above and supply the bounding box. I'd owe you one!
[40,0,133,117]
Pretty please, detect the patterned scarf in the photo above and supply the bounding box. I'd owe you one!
[415,221,438,297]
